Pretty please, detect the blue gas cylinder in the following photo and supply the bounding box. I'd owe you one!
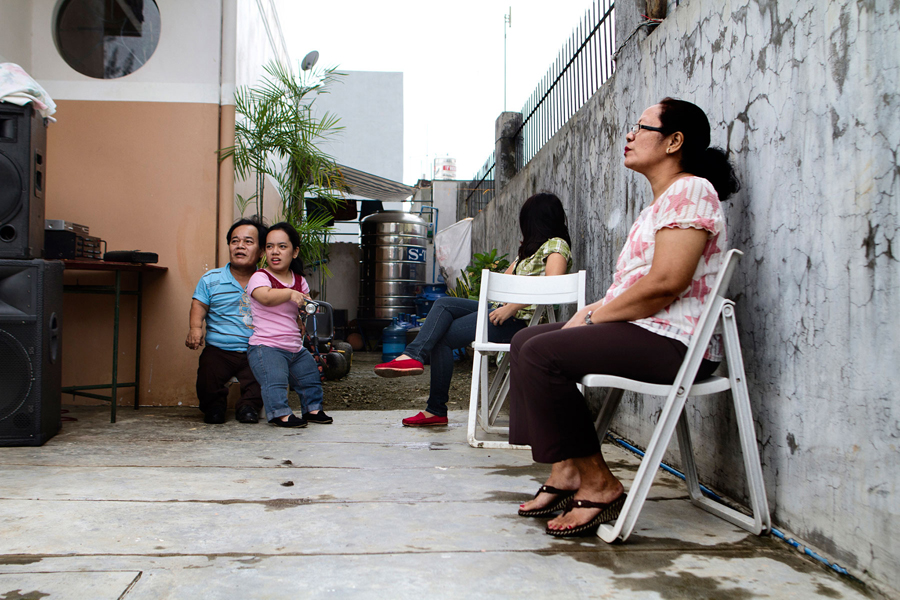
[382,317,407,362]
[415,283,448,317]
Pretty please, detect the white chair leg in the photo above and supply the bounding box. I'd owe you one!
[487,372,510,428]
[599,386,694,542]
[485,354,512,433]
[479,352,490,428]
[485,353,508,415]
[594,388,625,440]
[467,350,529,449]
[721,306,771,534]
[671,310,770,535]
[675,411,704,504]
[466,352,484,447]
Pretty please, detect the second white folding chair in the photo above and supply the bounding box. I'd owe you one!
[466,269,586,449]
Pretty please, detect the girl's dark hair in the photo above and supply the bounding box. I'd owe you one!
[267,222,305,276]
[517,193,572,261]
[657,97,741,201]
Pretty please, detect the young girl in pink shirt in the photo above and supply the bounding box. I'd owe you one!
[246,222,332,428]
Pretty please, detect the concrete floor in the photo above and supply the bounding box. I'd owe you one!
[0,406,872,599]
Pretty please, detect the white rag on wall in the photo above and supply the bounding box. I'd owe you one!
[0,63,57,120]
[435,218,473,291]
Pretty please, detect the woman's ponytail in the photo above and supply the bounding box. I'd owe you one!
[658,98,741,201]
[685,146,740,202]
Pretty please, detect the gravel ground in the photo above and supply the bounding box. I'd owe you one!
[289,351,477,412]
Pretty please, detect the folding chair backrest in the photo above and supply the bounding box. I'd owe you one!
[680,249,742,354]
[667,248,743,394]
[473,269,586,345]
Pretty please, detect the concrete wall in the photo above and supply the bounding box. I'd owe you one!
[472,0,899,593]
[0,2,33,68]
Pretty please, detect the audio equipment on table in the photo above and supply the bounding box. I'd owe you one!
[0,258,63,446]
[102,250,158,264]
[45,219,90,236]
[0,103,47,259]
[44,229,105,260]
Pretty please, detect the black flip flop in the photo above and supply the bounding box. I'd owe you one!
[545,493,627,537]
[518,485,578,517]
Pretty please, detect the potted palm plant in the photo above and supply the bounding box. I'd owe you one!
[219,59,347,272]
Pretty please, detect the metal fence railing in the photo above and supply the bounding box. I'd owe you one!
[458,151,494,219]
[517,0,616,168]
[459,0,616,216]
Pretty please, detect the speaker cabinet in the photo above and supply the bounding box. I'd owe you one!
[0,103,47,259]
[0,259,63,446]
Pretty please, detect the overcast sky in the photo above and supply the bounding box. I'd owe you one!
[279,0,599,185]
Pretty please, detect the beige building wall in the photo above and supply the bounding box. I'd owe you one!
[8,0,289,407]
[46,100,221,405]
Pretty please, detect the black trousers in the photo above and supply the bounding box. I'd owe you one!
[196,344,263,414]
[508,321,719,464]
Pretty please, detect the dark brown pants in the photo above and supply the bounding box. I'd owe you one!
[196,344,263,415]
[508,321,718,464]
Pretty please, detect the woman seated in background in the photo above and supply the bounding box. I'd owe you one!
[374,192,573,427]
[509,98,740,537]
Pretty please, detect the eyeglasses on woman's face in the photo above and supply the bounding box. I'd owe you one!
[630,123,665,135]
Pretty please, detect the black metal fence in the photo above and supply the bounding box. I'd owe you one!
[460,0,616,217]
[458,152,494,219]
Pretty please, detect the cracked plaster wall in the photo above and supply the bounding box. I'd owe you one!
[472,0,899,592]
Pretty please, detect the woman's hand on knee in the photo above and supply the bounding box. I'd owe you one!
[489,304,518,326]
[563,307,592,329]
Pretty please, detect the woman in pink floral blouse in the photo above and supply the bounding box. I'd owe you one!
[509,98,740,537]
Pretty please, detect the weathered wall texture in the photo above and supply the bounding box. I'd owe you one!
[472,0,899,593]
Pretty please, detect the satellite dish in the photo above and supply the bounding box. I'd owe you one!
[301,51,320,71]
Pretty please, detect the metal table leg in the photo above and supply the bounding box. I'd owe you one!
[111,271,121,423]
[135,272,143,411]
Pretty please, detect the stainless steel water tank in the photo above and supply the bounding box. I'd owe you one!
[358,211,427,319]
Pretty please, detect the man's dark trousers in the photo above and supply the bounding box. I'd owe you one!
[197,344,263,415]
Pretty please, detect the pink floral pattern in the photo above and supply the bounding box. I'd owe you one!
[602,176,726,361]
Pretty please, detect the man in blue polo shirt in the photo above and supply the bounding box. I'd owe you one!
[186,218,267,424]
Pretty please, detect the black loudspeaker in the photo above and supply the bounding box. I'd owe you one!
[0,103,47,259]
[0,259,63,446]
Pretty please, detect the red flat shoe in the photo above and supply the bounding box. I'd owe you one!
[374,358,424,377]
[402,412,448,427]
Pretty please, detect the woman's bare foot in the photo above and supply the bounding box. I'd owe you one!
[519,460,580,513]
[546,482,624,531]
[546,453,625,532]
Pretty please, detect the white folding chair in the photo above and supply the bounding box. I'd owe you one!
[581,249,771,543]
[466,269,586,449]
